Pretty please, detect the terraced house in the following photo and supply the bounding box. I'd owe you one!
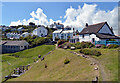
[53,27,76,41]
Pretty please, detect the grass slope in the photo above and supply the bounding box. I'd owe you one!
[68,48,118,81]
[2,45,55,81]
[10,49,97,81]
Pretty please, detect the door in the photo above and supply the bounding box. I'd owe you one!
[92,38,95,43]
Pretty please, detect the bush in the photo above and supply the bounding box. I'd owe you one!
[57,40,67,46]
[107,44,119,49]
[64,58,70,64]
[79,49,101,56]
[101,45,106,48]
[74,42,94,49]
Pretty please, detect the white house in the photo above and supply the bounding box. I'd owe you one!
[49,22,64,29]
[32,26,48,37]
[69,35,80,43]
[79,22,120,43]
[53,27,75,41]
[6,33,21,39]
[21,32,30,37]
[11,28,17,31]
[17,27,24,32]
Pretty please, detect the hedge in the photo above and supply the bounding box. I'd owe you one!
[79,49,101,56]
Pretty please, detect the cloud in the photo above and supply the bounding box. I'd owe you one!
[10,20,22,26]
[9,3,118,35]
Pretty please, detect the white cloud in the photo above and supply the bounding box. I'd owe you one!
[9,3,118,35]
[10,20,22,26]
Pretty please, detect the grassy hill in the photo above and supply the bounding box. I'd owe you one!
[2,45,55,81]
[9,49,97,81]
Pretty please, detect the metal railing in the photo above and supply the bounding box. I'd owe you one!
[95,41,120,45]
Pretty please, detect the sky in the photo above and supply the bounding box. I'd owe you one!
[1,2,119,34]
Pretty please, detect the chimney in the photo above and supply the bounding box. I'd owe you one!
[111,27,113,31]
[62,27,64,31]
[85,23,88,27]
[73,28,75,31]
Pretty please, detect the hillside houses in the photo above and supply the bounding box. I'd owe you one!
[6,33,21,39]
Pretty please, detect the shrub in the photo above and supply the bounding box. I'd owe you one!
[79,49,101,56]
[74,42,94,49]
[57,40,67,46]
[64,58,70,64]
[101,45,106,48]
[107,44,119,49]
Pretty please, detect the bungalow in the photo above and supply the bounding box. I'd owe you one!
[1,40,29,53]
[53,27,75,41]
[32,26,48,37]
[79,22,120,43]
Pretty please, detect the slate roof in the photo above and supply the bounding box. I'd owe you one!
[1,40,29,46]
[80,22,112,34]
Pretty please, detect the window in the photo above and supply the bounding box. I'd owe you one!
[82,34,84,38]
[92,38,95,43]
[40,30,41,33]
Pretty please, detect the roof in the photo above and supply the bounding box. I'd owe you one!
[95,33,120,39]
[1,40,29,46]
[80,22,111,34]
[62,30,73,33]
[53,29,62,33]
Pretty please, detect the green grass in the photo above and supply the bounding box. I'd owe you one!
[2,45,55,81]
[9,48,96,81]
[68,48,118,81]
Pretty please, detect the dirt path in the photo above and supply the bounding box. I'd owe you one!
[67,50,107,81]
[87,55,107,81]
